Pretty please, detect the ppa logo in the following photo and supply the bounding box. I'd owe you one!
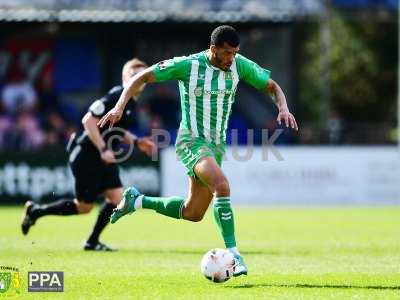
[28,272,64,292]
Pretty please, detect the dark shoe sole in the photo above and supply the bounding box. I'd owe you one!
[83,242,117,252]
[233,271,248,277]
[21,201,34,235]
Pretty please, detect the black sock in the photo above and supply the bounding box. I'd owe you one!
[86,202,116,245]
[31,199,78,220]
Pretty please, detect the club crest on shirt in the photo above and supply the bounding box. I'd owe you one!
[194,87,203,97]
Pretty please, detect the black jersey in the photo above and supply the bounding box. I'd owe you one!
[75,85,137,155]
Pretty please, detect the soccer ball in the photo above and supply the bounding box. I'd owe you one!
[200,248,235,283]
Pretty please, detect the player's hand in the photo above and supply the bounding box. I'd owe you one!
[100,149,117,164]
[137,137,156,157]
[98,106,123,128]
[277,109,298,131]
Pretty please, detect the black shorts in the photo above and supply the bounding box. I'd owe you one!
[69,145,122,203]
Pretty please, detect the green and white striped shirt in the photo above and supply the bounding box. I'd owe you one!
[151,50,271,145]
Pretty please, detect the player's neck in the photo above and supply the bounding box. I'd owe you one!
[206,50,219,69]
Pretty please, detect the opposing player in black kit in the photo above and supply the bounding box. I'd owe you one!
[21,58,155,251]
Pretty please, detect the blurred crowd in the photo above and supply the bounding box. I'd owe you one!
[0,68,392,152]
[0,76,341,152]
[0,75,78,151]
[0,76,182,151]
[0,70,266,152]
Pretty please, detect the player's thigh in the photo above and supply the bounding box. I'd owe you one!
[193,156,230,196]
[183,176,214,220]
[103,187,124,206]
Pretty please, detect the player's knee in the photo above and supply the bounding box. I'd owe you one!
[105,197,120,206]
[76,202,94,214]
[104,188,124,206]
[214,179,230,197]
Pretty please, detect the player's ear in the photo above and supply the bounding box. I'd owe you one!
[210,45,217,55]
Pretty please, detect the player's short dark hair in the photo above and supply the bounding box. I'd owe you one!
[210,25,240,48]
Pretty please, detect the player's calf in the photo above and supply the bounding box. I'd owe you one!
[182,206,205,222]
[21,199,79,235]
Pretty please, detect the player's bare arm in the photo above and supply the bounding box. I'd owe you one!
[123,131,156,157]
[82,112,116,163]
[98,68,156,128]
[122,130,138,146]
[266,78,299,131]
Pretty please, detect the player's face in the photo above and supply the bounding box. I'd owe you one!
[212,43,240,71]
[123,66,147,93]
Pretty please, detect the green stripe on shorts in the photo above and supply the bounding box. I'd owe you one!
[175,128,225,178]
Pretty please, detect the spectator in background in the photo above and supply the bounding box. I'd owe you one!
[0,70,46,151]
[37,66,58,112]
[1,74,37,115]
[3,111,45,150]
[297,124,315,144]
[0,102,12,148]
[327,110,343,144]
[0,65,79,151]
[42,110,76,147]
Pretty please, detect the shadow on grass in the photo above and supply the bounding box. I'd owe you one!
[171,250,266,255]
[108,249,266,255]
[227,283,400,290]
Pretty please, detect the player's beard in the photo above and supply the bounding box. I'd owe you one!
[214,53,227,71]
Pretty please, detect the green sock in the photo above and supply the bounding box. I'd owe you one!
[213,197,237,248]
[142,196,184,219]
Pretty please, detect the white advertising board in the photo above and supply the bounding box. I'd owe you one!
[161,146,400,205]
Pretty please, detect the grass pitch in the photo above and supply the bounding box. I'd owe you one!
[1,206,399,299]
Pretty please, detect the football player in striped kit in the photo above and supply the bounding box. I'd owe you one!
[99,25,298,276]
